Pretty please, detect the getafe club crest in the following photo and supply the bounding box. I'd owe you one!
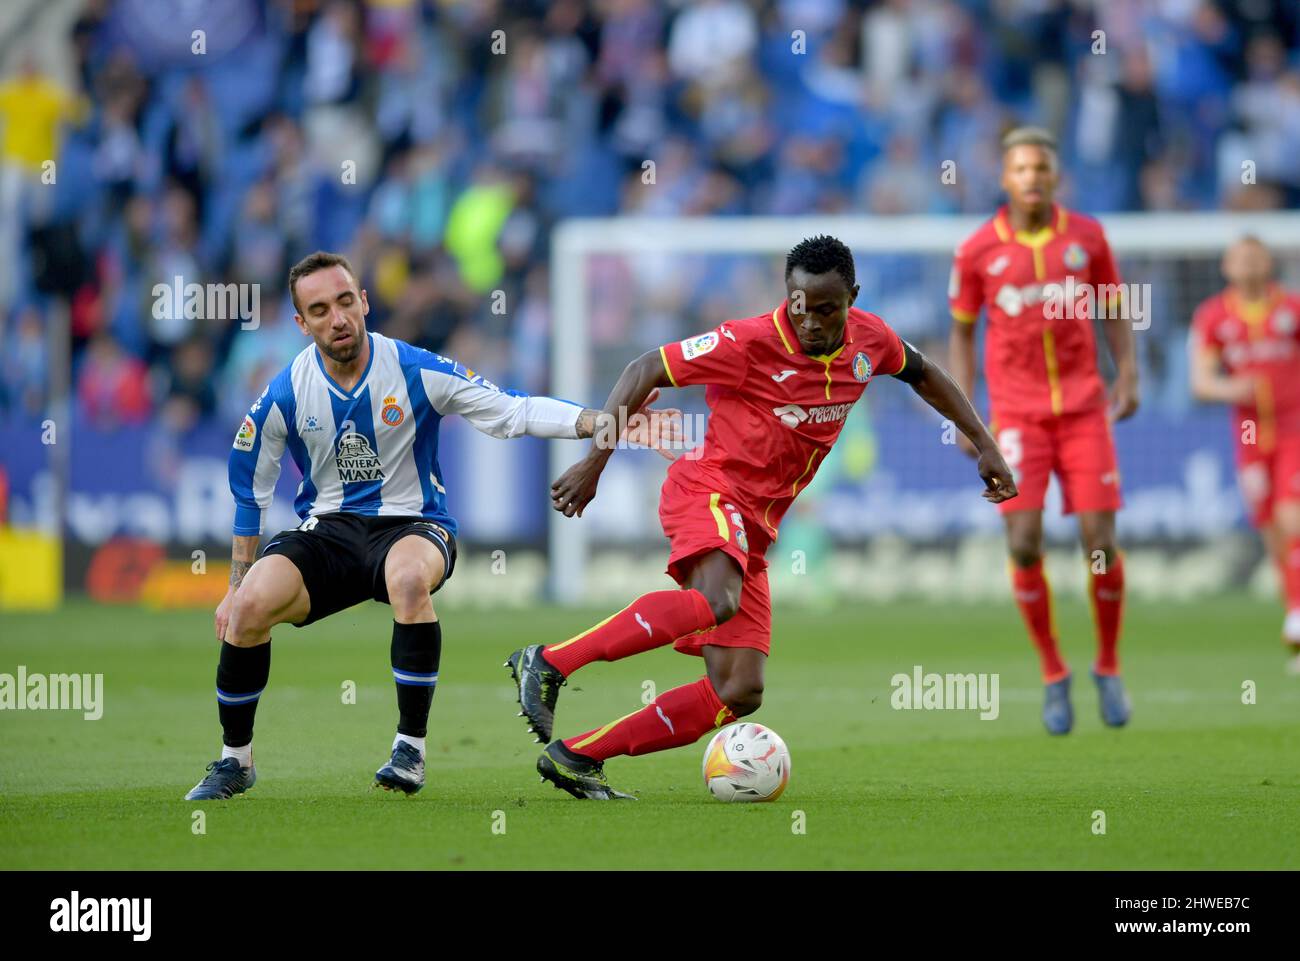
[1064,243,1088,270]
[381,395,405,426]
[852,351,872,383]
[336,431,385,482]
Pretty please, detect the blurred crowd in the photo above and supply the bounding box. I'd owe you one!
[1,0,1298,431]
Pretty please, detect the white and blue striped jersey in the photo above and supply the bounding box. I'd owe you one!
[229,331,583,538]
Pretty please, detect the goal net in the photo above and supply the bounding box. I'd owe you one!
[547,212,1300,606]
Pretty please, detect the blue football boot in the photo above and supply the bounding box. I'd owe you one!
[184,757,256,800]
[1042,674,1073,735]
[1091,670,1131,727]
[374,740,425,794]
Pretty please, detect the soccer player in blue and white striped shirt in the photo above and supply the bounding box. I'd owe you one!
[185,251,678,799]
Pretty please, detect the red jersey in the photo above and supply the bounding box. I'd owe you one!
[950,204,1122,418]
[658,302,906,544]
[1191,285,1300,450]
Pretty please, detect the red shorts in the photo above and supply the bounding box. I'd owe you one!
[658,476,772,656]
[991,407,1122,515]
[1238,434,1300,527]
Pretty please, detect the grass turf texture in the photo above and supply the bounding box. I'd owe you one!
[1,596,1295,870]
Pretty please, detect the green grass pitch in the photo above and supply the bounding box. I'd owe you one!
[1,596,1295,869]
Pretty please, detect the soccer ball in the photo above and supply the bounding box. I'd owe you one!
[702,722,791,802]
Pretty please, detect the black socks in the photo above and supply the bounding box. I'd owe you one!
[216,641,270,748]
[390,620,441,737]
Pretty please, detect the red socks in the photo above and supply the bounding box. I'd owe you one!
[1089,553,1125,675]
[563,677,735,761]
[1281,537,1300,613]
[1011,561,1068,682]
[543,589,715,677]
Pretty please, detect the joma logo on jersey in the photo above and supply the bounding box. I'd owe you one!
[772,402,853,428]
[336,431,385,482]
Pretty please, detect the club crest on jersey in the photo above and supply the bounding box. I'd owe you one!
[336,431,385,482]
[682,332,719,360]
[1275,308,1296,334]
[852,351,872,382]
[381,395,405,426]
[233,415,256,451]
[1064,243,1088,270]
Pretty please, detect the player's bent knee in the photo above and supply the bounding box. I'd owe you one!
[707,589,741,626]
[227,588,277,646]
[719,681,763,718]
[385,566,435,613]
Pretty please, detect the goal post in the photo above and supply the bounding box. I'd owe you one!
[548,212,1300,605]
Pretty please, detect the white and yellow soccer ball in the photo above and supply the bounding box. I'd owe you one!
[702,722,791,802]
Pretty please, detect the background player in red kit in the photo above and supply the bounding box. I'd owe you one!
[506,235,1017,799]
[1190,236,1300,673]
[948,127,1140,735]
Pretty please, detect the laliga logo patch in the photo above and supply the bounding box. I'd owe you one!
[233,415,256,451]
[852,351,872,383]
[1064,243,1088,270]
[682,332,719,360]
[381,395,405,426]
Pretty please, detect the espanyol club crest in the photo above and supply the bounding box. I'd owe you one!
[852,351,872,383]
[1063,243,1088,270]
[381,395,404,426]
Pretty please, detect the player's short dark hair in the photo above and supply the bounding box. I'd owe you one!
[288,251,357,312]
[786,235,855,290]
[1001,125,1058,155]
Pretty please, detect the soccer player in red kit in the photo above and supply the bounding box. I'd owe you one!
[505,235,1017,799]
[948,127,1140,734]
[1190,236,1300,673]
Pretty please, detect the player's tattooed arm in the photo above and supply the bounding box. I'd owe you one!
[552,350,676,517]
[215,535,260,641]
[897,345,1018,505]
[574,408,602,439]
[228,536,260,589]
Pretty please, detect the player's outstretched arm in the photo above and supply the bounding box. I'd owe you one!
[552,350,674,518]
[894,343,1017,504]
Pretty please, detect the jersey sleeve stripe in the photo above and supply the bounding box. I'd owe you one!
[951,307,979,323]
[707,492,729,540]
[659,345,679,387]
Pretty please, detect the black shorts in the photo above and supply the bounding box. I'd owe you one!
[260,513,457,626]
